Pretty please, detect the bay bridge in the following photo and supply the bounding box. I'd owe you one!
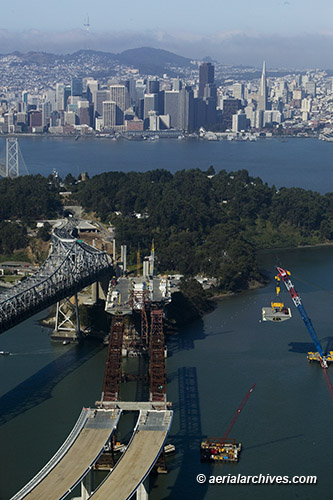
[0,220,112,335]
[1,220,173,500]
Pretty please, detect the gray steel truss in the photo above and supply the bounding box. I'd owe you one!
[0,220,113,334]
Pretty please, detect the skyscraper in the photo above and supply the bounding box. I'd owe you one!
[71,77,83,97]
[258,61,268,111]
[164,91,180,129]
[109,85,126,112]
[199,62,214,98]
[102,101,117,128]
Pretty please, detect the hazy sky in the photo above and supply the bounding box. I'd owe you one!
[0,0,332,68]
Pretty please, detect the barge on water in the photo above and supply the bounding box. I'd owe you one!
[201,439,241,463]
[307,350,333,364]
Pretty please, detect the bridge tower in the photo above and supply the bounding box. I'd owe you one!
[0,138,29,178]
[6,138,19,178]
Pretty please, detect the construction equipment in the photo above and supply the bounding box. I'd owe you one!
[262,274,291,322]
[276,266,331,369]
[201,384,256,463]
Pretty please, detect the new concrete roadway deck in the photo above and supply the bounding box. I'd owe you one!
[11,409,121,500]
[90,409,173,500]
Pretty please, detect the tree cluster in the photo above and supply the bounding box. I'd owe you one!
[74,168,332,292]
[0,175,62,221]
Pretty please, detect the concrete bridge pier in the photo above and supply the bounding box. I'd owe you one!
[51,293,81,342]
[80,469,94,500]
[135,477,149,500]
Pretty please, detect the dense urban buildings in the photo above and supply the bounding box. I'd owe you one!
[0,52,332,138]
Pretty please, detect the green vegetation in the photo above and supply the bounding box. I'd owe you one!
[0,170,332,296]
[0,221,27,254]
[0,175,62,220]
[75,168,332,293]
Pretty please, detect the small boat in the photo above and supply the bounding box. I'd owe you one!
[0,351,10,356]
[164,444,176,455]
[63,340,70,345]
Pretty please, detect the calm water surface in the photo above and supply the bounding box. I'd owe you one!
[0,136,332,193]
[0,246,332,500]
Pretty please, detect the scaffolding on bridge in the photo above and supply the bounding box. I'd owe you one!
[102,316,125,402]
[149,308,166,402]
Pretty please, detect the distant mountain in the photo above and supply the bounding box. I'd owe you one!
[117,47,194,75]
[0,47,194,77]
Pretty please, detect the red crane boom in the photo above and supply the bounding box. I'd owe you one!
[221,384,256,443]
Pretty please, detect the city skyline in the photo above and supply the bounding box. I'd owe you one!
[0,1,333,68]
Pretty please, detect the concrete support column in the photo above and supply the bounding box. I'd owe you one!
[136,477,149,500]
[81,469,93,500]
[92,281,99,303]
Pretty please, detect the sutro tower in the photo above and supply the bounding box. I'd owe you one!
[83,15,90,33]
[258,61,268,111]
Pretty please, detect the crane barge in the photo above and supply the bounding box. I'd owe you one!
[276,266,333,369]
[200,384,256,463]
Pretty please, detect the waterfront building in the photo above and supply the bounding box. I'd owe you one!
[232,111,248,132]
[102,101,117,128]
[64,110,77,126]
[179,86,194,131]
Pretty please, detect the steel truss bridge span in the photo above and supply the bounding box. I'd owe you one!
[0,222,113,334]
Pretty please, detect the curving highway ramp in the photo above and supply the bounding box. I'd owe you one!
[90,409,173,500]
[11,408,121,500]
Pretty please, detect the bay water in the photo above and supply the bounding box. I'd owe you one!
[0,137,332,499]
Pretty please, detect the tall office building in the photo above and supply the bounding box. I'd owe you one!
[42,101,52,127]
[71,77,83,97]
[109,85,126,111]
[258,61,268,111]
[95,90,111,117]
[178,86,194,132]
[102,101,117,128]
[109,85,127,125]
[144,94,159,120]
[86,79,99,103]
[233,83,244,100]
[146,78,160,94]
[55,83,65,111]
[199,62,214,98]
[164,91,180,129]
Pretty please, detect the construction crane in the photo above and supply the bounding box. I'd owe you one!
[201,384,256,463]
[276,267,329,369]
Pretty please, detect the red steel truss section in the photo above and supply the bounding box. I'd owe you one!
[102,316,124,401]
[149,308,166,402]
[141,306,149,345]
